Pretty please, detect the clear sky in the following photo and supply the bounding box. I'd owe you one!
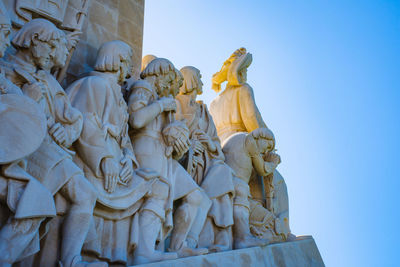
[142,1,400,266]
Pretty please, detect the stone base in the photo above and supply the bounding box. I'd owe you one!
[134,236,324,267]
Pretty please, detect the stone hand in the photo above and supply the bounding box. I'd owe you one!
[192,154,203,168]
[197,133,216,152]
[48,122,67,146]
[191,139,204,155]
[135,168,159,181]
[265,152,281,166]
[101,157,120,193]
[119,157,133,185]
[158,97,176,112]
[66,31,82,50]
[173,136,190,156]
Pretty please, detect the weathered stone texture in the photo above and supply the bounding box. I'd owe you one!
[134,236,325,267]
[67,0,144,84]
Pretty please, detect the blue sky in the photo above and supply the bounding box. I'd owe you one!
[142,1,400,266]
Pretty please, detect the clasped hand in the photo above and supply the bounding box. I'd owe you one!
[193,130,216,152]
[101,157,133,193]
[49,122,68,146]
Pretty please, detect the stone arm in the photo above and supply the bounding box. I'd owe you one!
[239,84,267,132]
[120,123,139,170]
[128,87,162,129]
[66,77,116,177]
[204,105,225,161]
[74,112,113,177]
[53,90,83,147]
[245,134,270,177]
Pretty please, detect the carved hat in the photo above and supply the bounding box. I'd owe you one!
[227,52,252,86]
[0,1,11,26]
[211,47,247,92]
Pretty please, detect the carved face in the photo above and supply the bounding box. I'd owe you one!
[156,71,174,97]
[53,36,69,68]
[170,76,183,97]
[31,38,57,70]
[0,25,11,58]
[238,68,247,84]
[196,72,204,95]
[119,56,133,84]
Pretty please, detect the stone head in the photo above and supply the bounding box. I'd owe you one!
[211,47,247,92]
[11,18,65,70]
[170,68,183,97]
[53,35,69,69]
[227,52,252,86]
[0,1,11,58]
[251,127,275,154]
[140,58,176,97]
[141,54,157,72]
[179,66,203,98]
[94,40,133,84]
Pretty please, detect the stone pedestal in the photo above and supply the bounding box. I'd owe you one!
[134,236,324,267]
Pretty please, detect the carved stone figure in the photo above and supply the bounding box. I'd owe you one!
[141,54,157,72]
[0,18,102,267]
[222,128,280,249]
[0,8,56,266]
[210,48,266,145]
[128,58,211,258]
[67,40,177,265]
[175,66,235,252]
[210,47,293,243]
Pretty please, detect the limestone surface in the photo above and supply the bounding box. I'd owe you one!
[0,1,323,266]
[133,236,324,267]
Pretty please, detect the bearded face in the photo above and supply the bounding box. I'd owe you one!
[31,38,57,70]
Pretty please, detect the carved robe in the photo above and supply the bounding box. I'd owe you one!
[222,133,291,241]
[0,68,56,260]
[128,80,199,203]
[209,83,266,144]
[1,54,84,194]
[67,71,166,264]
[175,95,234,229]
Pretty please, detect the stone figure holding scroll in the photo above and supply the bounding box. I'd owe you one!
[0,18,102,267]
[67,40,177,265]
[175,66,235,252]
[128,58,211,258]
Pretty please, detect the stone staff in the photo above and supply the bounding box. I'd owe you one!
[56,0,91,84]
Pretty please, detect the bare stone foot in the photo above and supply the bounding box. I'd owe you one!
[234,235,269,249]
[208,244,230,253]
[175,246,208,258]
[133,251,178,265]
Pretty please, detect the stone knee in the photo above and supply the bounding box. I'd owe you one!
[148,180,169,201]
[141,180,169,220]
[184,189,203,208]
[61,174,97,213]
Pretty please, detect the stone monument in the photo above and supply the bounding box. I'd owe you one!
[0,1,324,266]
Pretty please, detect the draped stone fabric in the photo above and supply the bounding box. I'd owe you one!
[66,71,157,264]
[176,95,235,229]
[210,83,266,145]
